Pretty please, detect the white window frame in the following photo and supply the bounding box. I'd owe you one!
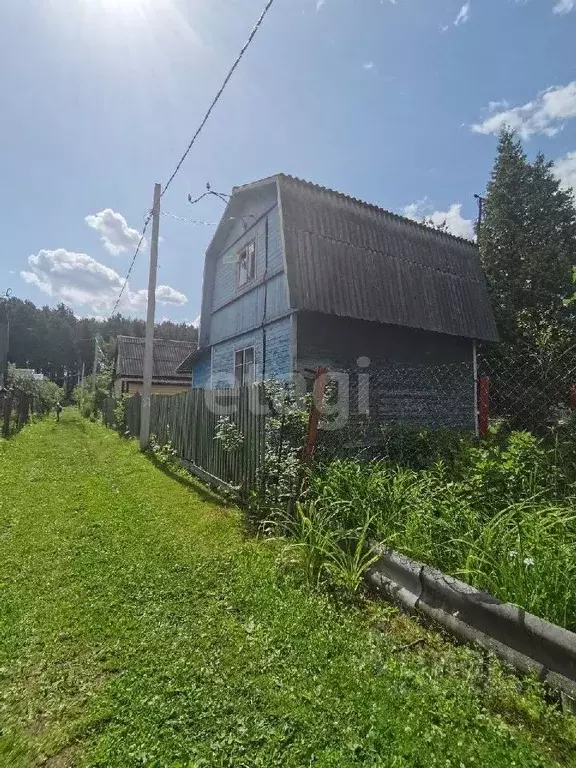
[237,240,256,288]
[234,346,255,387]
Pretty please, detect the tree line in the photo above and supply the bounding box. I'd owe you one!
[0,298,198,391]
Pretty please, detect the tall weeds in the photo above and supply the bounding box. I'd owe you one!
[303,429,576,629]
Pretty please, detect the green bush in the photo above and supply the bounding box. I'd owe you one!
[7,364,64,412]
[303,429,576,629]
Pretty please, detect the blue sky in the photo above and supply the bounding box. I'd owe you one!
[1,0,575,324]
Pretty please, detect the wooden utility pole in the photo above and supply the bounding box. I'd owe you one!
[140,183,161,450]
[92,337,99,390]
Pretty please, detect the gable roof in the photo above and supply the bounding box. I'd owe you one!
[115,336,194,381]
[197,174,498,348]
[276,175,498,342]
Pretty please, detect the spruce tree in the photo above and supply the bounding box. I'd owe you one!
[479,128,576,346]
[478,128,576,430]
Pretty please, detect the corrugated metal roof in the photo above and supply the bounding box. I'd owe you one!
[277,175,498,341]
[116,336,194,380]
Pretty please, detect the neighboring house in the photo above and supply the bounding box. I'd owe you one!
[177,174,498,429]
[113,336,194,397]
[13,369,45,381]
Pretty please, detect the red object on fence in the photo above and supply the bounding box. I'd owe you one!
[302,367,328,463]
[478,374,490,439]
[571,385,576,409]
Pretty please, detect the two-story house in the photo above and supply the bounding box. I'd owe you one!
[177,174,498,429]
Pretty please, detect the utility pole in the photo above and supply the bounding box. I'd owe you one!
[92,335,99,415]
[474,194,486,238]
[140,183,161,450]
[0,289,10,389]
[92,336,99,392]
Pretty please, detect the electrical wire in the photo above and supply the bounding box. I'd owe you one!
[161,211,217,225]
[108,0,277,319]
[109,216,152,317]
[187,186,231,207]
[161,0,276,199]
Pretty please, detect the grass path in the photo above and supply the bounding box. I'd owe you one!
[0,411,575,767]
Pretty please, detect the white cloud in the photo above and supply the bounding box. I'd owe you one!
[554,150,576,195]
[454,2,470,25]
[402,198,475,240]
[488,99,509,113]
[316,0,325,10]
[472,81,576,139]
[553,0,574,14]
[21,248,187,314]
[85,209,145,256]
[155,285,187,306]
[363,61,375,70]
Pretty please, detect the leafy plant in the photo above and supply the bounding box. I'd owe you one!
[304,430,576,629]
[280,501,380,598]
[247,380,309,524]
[7,363,64,412]
[113,393,130,436]
[214,416,244,452]
[149,433,178,467]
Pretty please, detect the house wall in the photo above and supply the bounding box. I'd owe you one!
[192,354,211,389]
[193,183,294,389]
[296,312,475,430]
[209,203,289,345]
[208,315,292,388]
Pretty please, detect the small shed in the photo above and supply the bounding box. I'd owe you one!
[112,336,194,397]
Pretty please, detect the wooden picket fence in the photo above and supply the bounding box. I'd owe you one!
[102,386,267,496]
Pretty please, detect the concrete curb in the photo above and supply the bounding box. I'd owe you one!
[366,548,576,700]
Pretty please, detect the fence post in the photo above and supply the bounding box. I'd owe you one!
[479,375,490,439]
[302,367,328,463]
[2,390,13,438]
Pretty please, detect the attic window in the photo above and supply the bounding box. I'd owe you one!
[237,241,256,288]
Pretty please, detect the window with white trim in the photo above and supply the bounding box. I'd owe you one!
[234,347,255,387]
[237,240,256,288]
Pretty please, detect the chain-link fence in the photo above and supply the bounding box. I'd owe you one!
[100,347,576,495]
[310,350,576,466]
[477,345,576,435]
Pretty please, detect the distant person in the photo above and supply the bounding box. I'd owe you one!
[55,401,63,422]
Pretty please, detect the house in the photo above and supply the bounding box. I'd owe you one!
[13,369,45,381]
[177,175,498,429]
[113,336,194,397]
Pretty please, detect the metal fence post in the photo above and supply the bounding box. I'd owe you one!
[302,367,328,463]
[479,375,490,439]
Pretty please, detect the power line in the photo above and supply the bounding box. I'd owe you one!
[161,211,217,225]
[108,0,277,319]
[109,217,152,317]
[161,0,277,199]
[188,184,231,207]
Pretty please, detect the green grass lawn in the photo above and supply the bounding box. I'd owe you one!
[1,411,575,767]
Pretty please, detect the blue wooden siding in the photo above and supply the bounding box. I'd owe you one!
[191,353,211,389]
[196,316,292,389]
[210,273,288,344]
[263,316,293,380]
[210,206,287,338]
[192,180,293,390]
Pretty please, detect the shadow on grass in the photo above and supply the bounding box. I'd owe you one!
[147,453,235,509]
